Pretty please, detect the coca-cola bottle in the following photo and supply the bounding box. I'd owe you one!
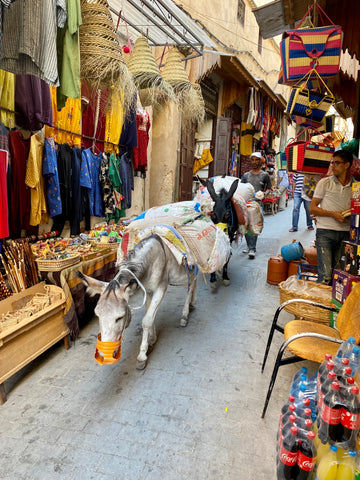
[334,357,350,379]
[280,395,296,425]
[297,431,316,480]
[294,408,312,432]
[317,370,337,419]
[277,425,299,480]
[317,354,333,389]
[341,384,360,450]
[278,414,297,455]
[318,381,343,445]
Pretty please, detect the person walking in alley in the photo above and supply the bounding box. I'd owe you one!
[241,151,272,259]
[276,169,289,211]
[310,150,354,285]
[289,173,314,232]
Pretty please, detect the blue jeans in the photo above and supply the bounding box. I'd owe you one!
[316,229,349,284]
[245,233,258,252]
[292,193,312,230]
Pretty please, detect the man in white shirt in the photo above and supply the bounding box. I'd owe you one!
[310,150,354,284]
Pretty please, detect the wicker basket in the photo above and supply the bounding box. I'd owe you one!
[35,255,81,272]
[278,280,332,324]
[88,239,120,251]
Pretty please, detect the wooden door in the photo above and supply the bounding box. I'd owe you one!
[179,122,196,201]
[212,117,232,176]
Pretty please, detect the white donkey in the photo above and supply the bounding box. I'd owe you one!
[78,234,197,369]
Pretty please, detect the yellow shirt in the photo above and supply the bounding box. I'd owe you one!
[25,133,49,226]
[104,88,124,154]
[0,69,15,128]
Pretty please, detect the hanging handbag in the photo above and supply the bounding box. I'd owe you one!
[286,69,335,124]
[279,4,342,86]
[285,127,335,174]
[276,137,294,170]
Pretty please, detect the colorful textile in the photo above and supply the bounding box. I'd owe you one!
[133,110,150,174]
[104,90,124,154]
[240,122,253,156]
[81,148,104,217]
[193,148,213,174]
[25,133,48,226]
[0,69,14,128]
[42,137,62,217]
[0,149,9,238]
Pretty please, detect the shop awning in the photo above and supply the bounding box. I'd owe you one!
[108,0,218,58]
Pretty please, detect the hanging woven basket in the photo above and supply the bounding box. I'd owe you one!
[127,36,176,107]
[79,0,135,109]
[162,47,191,92]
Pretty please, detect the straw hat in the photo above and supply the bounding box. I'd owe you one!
[80,0,135,106]
[162,47,191,89]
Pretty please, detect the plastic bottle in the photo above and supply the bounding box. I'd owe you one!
[297,430,316,480]
[277,425,299,480]
[280,395,296,424]
[341,384,360,450]
[318,361,335,389]
[290,367,309,396]
[296,383,316,414]
[279,414,297,454]
[318,371,337,419]
[318,354,333,389]
[315,445,338,480]
[294,408,312,432]
[337,337,356,357]
[355,450,360,480]
[315,441,330,467]
[318,382,343,445]
[346,345,360,375]
[333,357,350,379]
[336,449,356,480]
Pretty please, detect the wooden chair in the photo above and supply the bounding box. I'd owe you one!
[261,283,360,418]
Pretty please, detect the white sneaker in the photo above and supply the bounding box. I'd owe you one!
[243,248,249,254]
[248,250,256,259]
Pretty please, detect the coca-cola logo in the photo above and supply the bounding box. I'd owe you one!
[280,453,297,465]
[298,459,315,471]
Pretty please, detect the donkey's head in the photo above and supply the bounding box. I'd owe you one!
[206,178,239,240]
[77,271,136,342]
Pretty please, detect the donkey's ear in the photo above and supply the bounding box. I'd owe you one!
[206,179,218,202]
[77,271,107,296]
[196,175,207,187]
[225,178,239,201]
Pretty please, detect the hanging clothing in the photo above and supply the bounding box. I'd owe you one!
[56,0,82,110]
[0,121,10,162]
[70,146,81,235]
[1,0,64,86]
[133,109,150,174]
[108,153,125,221]
[104,89,124,155]
[9,130,32,238]
[240,122,254,156]
[99,153,116,221]
[81,83,107,154]
[119,151,134,210]
[193,148,213,174]
[0,149,9,238]
[45,85,81,147]
[51,142,72,236]
[42,137,62,217]
[25,133,48,226]
[0,1,14,61]
[118,97,138,154]
[15,75,53,131]
[81,148,104,217]
[0,69,14,128]
[79,148,91,231]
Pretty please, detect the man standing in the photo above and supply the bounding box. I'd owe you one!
[310,150,354,284]
[241,151,272,259]
[289,173,314,232]
[276,169,289,211]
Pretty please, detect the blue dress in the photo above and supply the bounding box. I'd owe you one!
[81,148,104,217]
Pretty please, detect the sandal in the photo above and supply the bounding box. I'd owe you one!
[289,228,297,232]
[308,226,314,230]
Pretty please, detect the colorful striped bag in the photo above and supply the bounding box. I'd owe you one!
[279,4,342,86]
[285,127,334,174]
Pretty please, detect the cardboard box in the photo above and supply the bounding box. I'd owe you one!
[349,214,360,245]
[339,241,360,276]
[332,269,360,304]
[330,298,342,329]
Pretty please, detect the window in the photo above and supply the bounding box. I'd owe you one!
[237,0,245,26]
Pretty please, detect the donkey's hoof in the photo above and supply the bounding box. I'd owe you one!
[180,317,188,327]
[223,279,230,287]
[210,282,217,293]
[136,359,147,370]
[189,304,196,312]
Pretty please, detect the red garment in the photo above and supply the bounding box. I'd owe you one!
[81,83,108,154]
[0,150,9,239]
[133,110,150,173]
[9,130,33,238]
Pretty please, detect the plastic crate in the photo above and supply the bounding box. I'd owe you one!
[297,263,318,281]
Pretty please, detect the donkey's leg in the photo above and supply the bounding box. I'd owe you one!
[190,275,197,311]
[137,287,166,369]
[210,271,217,291]
[180,275,197,327]
[222,260,230,286]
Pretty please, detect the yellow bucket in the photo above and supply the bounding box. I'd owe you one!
[94,333,122,365]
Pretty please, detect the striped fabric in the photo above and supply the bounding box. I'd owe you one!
[279,25,342,85]
[0,0,63,87]
[286,141,334,174]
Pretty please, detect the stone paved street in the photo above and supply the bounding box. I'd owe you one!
[0,200,319,479]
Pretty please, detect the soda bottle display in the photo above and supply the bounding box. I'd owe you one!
[341,384,360,450]
[318,382,343,445]
[346,346,360,379]
[280,395,296,424]
[336,449,356,480]
[318,371,337,418]
[277,425,299,480]
[334,357,350,379]
[315,445,338,480]
[318,354,333,389]
[297,431,316,480]
[290,367,309,397]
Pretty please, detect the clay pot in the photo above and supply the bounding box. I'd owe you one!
[304,245,317,265]
[267,256,288,285]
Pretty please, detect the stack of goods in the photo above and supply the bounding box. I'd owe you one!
[87,223,127,247]
[331,182,360,327]
[31,238,81,271]
[276,339,360,479]
[0,240,39,299]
